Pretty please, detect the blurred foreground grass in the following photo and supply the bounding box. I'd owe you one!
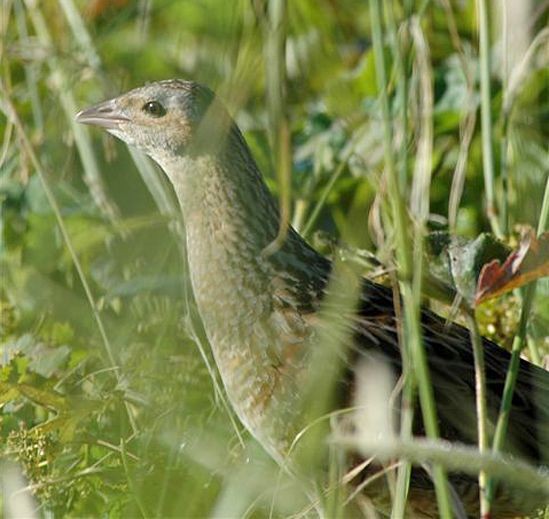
[1,0,548,517]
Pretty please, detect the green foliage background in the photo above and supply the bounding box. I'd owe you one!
[1,0,548,517]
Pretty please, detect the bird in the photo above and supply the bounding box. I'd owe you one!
[76,79,548,518]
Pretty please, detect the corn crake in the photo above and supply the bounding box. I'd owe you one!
[76,79,549,518]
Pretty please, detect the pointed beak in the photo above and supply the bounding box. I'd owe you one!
[75,99,130,129]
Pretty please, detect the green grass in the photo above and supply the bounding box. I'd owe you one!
[1,0,548,517]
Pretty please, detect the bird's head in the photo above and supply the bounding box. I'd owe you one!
[76,80,228,164]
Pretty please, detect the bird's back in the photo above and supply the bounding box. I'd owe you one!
[334,276,549,516]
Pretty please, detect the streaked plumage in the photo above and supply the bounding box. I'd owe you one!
[76,80,548,517]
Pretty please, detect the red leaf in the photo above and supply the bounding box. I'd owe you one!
[475,230,549,305]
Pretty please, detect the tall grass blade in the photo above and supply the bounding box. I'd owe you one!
[263,0,292,256]
[476,0,502,238]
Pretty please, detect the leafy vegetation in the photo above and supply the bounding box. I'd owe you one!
[1,0,548,517]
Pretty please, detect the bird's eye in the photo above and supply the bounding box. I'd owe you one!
[142,101,166,117]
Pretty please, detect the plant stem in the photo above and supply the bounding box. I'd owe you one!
[120,438,149,518]
[263,0,291,256]
[486,173,549,503]
[485,283,535,505]
[368,2,453,517]
[334,435,549,499]
[14,0,44,135]
[466,312,489,516]
[537,166,549,236]
[477,0,503,238]
[392,373,414,518]
[368,0,411,280]
[499,0,509,235]
[442,0,476,234]
[57,0,102,73]
[384,0,409,192]
[385,3,413,513]
[302,157,348,239]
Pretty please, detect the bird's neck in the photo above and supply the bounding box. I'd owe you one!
[157,127,328,313]
[171,148,278,324]
[157,129,328,457]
